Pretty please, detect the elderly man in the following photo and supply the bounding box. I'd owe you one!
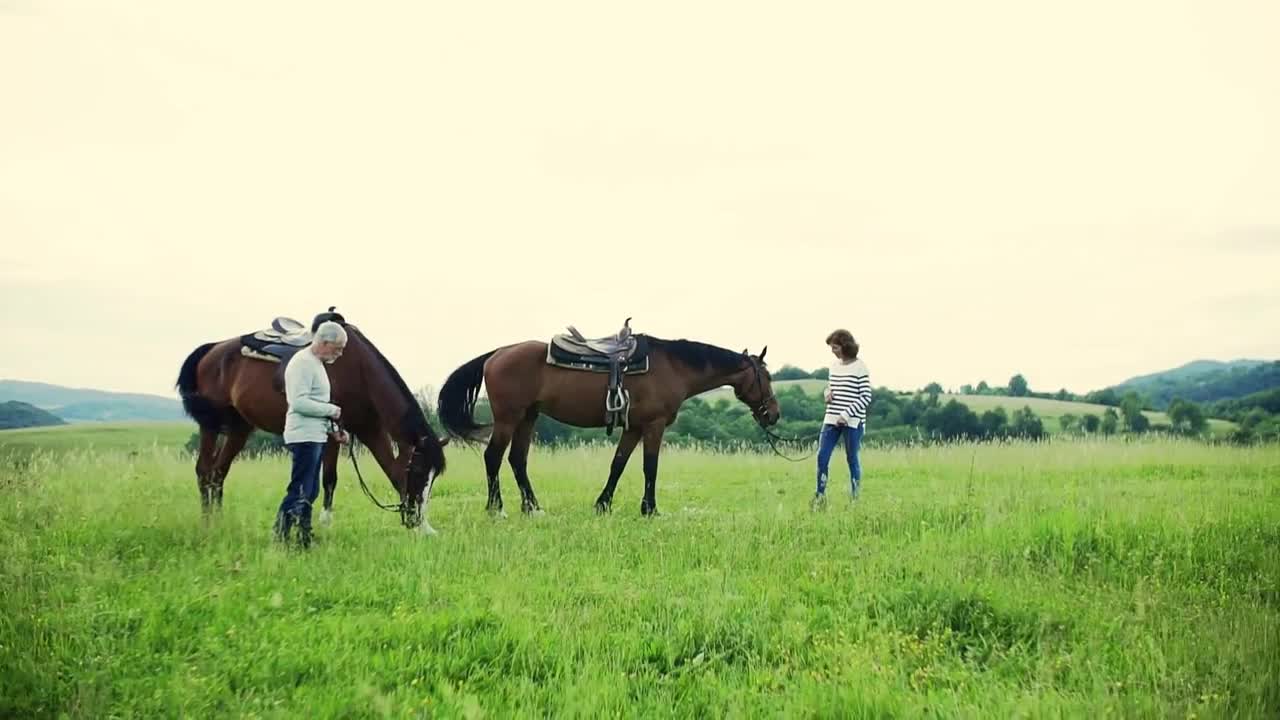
[274,320,346,548]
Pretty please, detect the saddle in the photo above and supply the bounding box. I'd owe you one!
[546,318,649,435]
[240,307,348,363]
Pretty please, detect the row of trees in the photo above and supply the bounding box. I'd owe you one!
[927,374,1226,437]
[772,365,829,381]
[1206,387,1280,444]
[423,385,1053,449]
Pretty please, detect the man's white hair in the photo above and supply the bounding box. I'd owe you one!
[315,321,348,344]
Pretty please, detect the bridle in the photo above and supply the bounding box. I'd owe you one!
[736,356,815,462]
[736,354,775,422]
[331,420,427,528]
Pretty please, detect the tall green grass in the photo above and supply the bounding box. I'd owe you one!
[1,434,1277,718]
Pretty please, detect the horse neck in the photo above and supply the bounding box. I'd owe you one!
[679,362,746,398]
[351,346,414,443]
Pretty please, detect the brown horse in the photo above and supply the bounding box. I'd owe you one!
[437,336,780,516]
[175,317,448,531]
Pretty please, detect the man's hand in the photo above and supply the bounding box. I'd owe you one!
[333,430,350,445]
[824,388,833,403]
[330,406,342,420]
[836,415,848,427]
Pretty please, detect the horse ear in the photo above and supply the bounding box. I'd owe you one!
[741,347,749,356]
[760,346,768,361]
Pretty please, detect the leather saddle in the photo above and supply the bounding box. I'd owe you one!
[240,307,348,364]
[545,318,648,435]
[546,318,649,374]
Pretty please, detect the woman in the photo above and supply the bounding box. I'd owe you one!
[812,329,871,510]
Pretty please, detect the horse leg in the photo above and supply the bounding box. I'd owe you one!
[640,423,667,516]
[195,427,219,513]
[594,427,641,514]
[209,428,251,510]
[508,413,541,515]
[319,441,339,527]
[484,423,515,518]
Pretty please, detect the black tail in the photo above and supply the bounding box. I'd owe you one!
[437,350,497,440]
[176,343,223,431]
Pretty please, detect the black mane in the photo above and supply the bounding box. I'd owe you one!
[645,336,749,372]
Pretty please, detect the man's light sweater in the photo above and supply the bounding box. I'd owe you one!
[283,349,339,444]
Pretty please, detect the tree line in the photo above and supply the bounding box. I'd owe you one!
[185,365,1280,455]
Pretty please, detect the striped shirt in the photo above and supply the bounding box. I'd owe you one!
[824,358,871,427]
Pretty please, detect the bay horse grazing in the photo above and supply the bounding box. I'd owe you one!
[175,315,448,531]
[437,334,780,516]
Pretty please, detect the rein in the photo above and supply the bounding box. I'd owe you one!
[759,424,816,462]
[331,421,406,516]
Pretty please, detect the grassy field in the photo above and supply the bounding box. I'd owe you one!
[0,421,192,454]
[2,427,1278,718]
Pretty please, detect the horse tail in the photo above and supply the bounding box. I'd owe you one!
[438,349,498,441]
[176,342,223,432]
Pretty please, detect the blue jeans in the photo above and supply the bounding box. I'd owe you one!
[276,442,324,542]
[816,423,863,496]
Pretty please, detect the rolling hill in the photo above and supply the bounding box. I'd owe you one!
[1108,359,1279,409]
[0,380,184,423]
[0,401,68,430]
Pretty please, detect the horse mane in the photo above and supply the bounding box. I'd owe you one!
[345,325,442,446]
[645,336,748,372]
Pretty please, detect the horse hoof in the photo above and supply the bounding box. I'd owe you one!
[319,509,333,527]
[594,501,612,515]
[524,507,545,517]
[417,522,438,536]
[641,506,659,517]
[488,508,507,520]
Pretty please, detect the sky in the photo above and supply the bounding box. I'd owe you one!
[2,0,1278,399]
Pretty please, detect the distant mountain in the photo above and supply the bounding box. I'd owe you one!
[1109,360,1280,409]
[0,380,184,423]
[0,401,68,430]
[1116,359,1268,386]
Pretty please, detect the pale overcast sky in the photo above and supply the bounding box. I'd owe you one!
[2,0,1277,398]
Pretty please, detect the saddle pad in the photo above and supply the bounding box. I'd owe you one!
[240,346,282,363]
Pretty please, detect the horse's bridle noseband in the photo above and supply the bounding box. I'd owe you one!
[737,355,819,462]
[737,355,775,425]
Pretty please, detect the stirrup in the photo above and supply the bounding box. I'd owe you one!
[606,390,626,413]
